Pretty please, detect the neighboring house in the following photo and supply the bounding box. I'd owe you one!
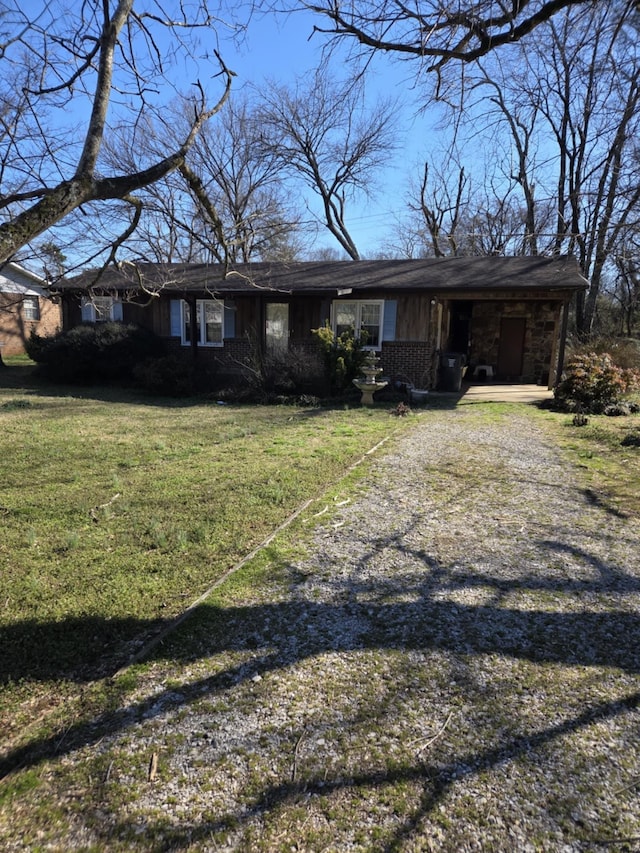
[53,256,588,389]
[0,262,61,357]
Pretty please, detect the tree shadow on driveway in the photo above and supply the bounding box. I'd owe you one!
[2,533,640,771]
[2,496,640,849]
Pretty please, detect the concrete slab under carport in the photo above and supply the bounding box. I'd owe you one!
[429,383,554,404]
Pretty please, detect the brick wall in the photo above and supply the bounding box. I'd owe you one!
[0,293,61,357]
[380,341,438,388]
[166,336,252,378]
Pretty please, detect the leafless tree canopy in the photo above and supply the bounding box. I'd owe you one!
[0,0,239,267]
[256,72,398,259]
[305,0,606,71]
[388,1,640,332]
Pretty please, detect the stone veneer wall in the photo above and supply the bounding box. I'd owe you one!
[471,301,559,384]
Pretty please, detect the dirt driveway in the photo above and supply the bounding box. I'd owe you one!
[11,404,640,851]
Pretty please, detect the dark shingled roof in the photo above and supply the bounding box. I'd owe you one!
[56,256,588,296]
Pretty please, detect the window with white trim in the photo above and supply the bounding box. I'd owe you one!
[332,300,384,349]
[81,296,122,322]
[22,296,40,321]
[182,299,224,347]
[265,302,289,353]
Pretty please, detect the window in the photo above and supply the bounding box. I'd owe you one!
[265,303,289,353]
[333,300,384,349]
[22,296,40,321]
[81,296,122,323]
[182,299,224,347]
[93,297,114,322]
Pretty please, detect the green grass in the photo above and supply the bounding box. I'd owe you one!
[545,408,640,518]
[0,362,410,739]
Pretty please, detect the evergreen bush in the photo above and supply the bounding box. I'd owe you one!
[133,353,215,397]
[27,322,166,384]
[311,323,370,395]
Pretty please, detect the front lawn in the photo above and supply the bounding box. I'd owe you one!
[0,363,407,749]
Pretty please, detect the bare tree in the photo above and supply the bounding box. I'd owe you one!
[256,72,398,260]
[475,2,640,332]
[470,61,542,256]
[0,1,239,266]
[611,243,640,336]
[104,97,306,265]
[401,147,544,258]
[180,99,305,263]
[304,0,615,72]
[409,161,469,257]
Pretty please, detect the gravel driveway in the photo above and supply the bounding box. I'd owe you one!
[56,405,640,851]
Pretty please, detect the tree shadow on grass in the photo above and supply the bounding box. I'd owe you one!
[2,547,640,778]
[3,525,640,688]
[2,503,640,848]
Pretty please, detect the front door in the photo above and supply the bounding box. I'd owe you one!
[497,317,526,378]
[265,303,289,354]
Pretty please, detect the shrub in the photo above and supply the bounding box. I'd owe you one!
[621,432,640,447]
[133,353,215,397]
[237,332,326,401]
[555,351,640,414]
[390,402,412,417]
[566,336,640,371]
[27,322,166,384]
[311,323,370,395]
[604,402,632,417]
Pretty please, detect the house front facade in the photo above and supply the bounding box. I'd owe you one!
[0,262,61,357]
[54,256,588,390]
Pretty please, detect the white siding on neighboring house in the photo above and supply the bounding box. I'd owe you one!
[0,262,47,297]
[0,262,60,356]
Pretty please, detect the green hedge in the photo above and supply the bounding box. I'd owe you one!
[27,322,166,384]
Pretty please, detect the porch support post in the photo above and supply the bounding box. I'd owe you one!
[554,299,570,389]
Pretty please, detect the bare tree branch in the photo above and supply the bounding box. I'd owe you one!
[304,0,610,71]
[0,2,238,265]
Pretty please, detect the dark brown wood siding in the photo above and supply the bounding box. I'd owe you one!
[395,293,432,341]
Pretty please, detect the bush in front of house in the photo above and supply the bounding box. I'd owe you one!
[311,323,370,395]
[133,352,216,397]
[234,331,326,402]
[251,346,325,399]
[555,350,640,413]
[27,322,166,384]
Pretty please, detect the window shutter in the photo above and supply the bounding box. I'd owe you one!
[81,300,94,322]
[223,299,235,339]
[170,300,182,337]
[112,301,123,321]
[382,300,397,341]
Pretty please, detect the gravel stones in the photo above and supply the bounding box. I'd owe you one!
[54,407,640,851]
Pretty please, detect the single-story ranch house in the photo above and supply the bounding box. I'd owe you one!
[0,262,61,357]
[54,255,588,390]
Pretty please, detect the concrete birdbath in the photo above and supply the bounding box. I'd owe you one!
[353,351,388,405]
